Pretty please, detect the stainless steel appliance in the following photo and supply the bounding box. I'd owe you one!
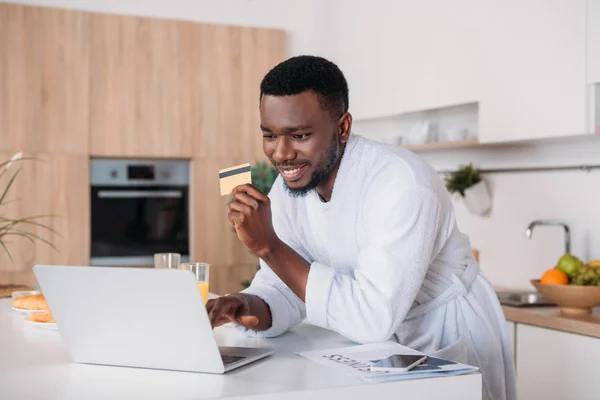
[90,159,190,267]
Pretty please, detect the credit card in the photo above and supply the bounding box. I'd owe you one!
[219,163,252,196]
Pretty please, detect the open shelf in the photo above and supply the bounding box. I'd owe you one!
[352,102,479,149]
[403,139,480,151]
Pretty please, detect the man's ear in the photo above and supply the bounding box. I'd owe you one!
[338,112,352,143]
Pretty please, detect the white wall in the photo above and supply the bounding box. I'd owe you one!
[413,136,600,290]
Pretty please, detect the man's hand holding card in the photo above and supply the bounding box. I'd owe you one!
[220,163,280,258]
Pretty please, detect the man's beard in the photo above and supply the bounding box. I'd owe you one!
[281,138,341,198]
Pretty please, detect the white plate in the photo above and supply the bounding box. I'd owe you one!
[23,315,58,330]
[12,306,46,314]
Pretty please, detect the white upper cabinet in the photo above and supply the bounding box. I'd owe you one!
[338,0,483,120]
[588,0,600,84]
[478,0,587,142]
[588,0,600,133]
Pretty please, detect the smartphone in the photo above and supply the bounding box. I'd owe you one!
[369,354,428,372]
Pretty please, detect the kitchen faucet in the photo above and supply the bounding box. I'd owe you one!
[525,219,571,254]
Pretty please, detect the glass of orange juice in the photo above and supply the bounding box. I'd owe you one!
[181,262,210,304]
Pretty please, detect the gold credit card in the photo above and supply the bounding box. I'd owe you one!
[219,163,252,196]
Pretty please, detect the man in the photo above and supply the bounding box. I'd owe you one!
[206,55,516,400]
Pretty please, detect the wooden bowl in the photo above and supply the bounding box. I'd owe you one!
[531,279,600,316]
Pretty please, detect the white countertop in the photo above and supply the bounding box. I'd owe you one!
[0,299,481,400]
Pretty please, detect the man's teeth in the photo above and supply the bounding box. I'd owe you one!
[282,168,300,176]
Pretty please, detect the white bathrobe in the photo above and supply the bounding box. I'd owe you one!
[240,133,516,400]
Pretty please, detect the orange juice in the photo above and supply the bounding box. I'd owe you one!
[198,281,209,304]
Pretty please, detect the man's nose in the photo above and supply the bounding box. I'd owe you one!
[271,138,295,163]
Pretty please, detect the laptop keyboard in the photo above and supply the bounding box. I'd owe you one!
[221,354,246,366]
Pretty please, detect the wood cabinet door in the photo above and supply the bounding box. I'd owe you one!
[89,13,194,158]
[479,0,587,142]
[190,158,262,294]
[0,154,90,287]
[516,323,600,400]
[0,4,90,154]
[192,25,286,161]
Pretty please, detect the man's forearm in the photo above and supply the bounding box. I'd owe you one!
[258,239,310,302]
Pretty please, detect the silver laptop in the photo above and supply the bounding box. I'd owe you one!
[33,265,273,373]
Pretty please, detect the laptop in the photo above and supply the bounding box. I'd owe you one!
[33,265,273,374]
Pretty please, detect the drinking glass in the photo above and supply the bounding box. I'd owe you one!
[181,262,210,304]
[154,253,181,269]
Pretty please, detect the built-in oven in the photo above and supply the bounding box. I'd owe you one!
[90,159,190,267]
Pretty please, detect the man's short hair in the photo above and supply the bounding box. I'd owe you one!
[260,55,349,120]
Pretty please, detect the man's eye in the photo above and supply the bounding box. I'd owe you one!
[263,135,276,140]
[292,133,310,140]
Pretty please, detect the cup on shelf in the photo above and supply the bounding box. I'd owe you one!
[181,262,210,304]
[153,253,181,269]
[442,127,468,142]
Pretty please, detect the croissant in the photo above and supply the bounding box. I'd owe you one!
[13,293,47,310]
[29,310,55,323]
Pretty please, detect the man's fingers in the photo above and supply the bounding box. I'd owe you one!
[229,201,252,216]
[206,300,215,315]
[227,210,244,228]
[206,295,260,329]
[209,302,234,327]
[232,184,269,204]
[233,192,259,210]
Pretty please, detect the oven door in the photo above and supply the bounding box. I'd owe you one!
[90,186,189,266]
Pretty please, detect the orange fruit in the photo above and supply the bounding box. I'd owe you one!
[540,268,569,285]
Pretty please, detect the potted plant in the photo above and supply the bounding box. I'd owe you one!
[0,152,57,262]
[444,163,492,216]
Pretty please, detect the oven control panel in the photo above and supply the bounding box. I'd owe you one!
[91,159,189,187]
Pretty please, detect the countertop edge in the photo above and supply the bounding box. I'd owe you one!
[502,305,600,339]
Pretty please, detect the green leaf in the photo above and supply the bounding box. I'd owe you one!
[444,163,482,197]
[6,219,59,236]
[0,166,21,206]
[5,230,59,253]
[0,240,13,263]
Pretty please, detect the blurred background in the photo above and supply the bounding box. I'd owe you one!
[0,0,599,296]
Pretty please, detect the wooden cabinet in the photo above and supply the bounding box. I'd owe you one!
[516,324,600,400]
[190,159,260,265]
[479,1,587,142]
[192,25,286,160]
[0,4,90,154]
[588,0,600,84]
[0,3,286,294]
[89,13,195,158]
[0,154,90,287]
[190,158,263,294]
[89,15,285,160]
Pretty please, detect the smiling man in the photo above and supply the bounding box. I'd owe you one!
[205,55,516,400]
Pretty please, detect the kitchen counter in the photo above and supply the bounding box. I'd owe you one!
[502,305,600,338]
[0,299,481,400]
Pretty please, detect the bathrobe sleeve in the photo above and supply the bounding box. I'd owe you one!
[237,179,308,338]
[305,177,444,344]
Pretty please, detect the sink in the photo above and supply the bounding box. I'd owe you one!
[496,291,555,307]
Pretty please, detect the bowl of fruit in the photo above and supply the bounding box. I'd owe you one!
[531,254,600,316]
